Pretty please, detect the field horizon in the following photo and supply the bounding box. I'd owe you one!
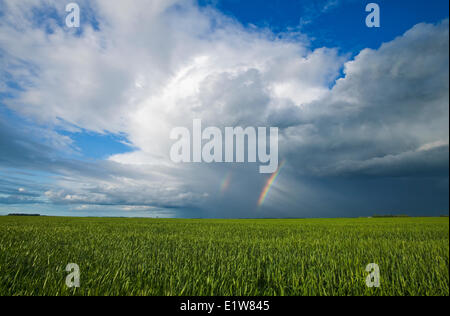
[0,216,448,296]
[2,214,449,220]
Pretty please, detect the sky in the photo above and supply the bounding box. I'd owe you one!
[0,0,448,218]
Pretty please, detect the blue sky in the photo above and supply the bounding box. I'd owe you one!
[0,0,448,218]
[199,0,449,52]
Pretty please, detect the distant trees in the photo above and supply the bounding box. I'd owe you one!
[372,214,410,218]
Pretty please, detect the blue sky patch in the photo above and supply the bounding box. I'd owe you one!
[199,0,450,54]
[59,130,134,160]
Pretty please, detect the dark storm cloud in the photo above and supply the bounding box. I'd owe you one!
[281,20,449,180]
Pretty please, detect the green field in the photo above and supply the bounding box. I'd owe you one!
[0,216,448,296]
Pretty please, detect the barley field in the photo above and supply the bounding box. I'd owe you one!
[0,216,448,296]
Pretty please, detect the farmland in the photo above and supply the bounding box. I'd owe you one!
[0,216,448,296]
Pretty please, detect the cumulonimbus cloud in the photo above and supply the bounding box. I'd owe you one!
[0,0,448,217]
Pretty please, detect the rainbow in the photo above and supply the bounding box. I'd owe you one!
[257,160,285,207]
[220,172,232,194]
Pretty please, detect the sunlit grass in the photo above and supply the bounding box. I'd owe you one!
[0,216,448,296]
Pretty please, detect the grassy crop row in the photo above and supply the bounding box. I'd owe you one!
[0,216,448,296]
